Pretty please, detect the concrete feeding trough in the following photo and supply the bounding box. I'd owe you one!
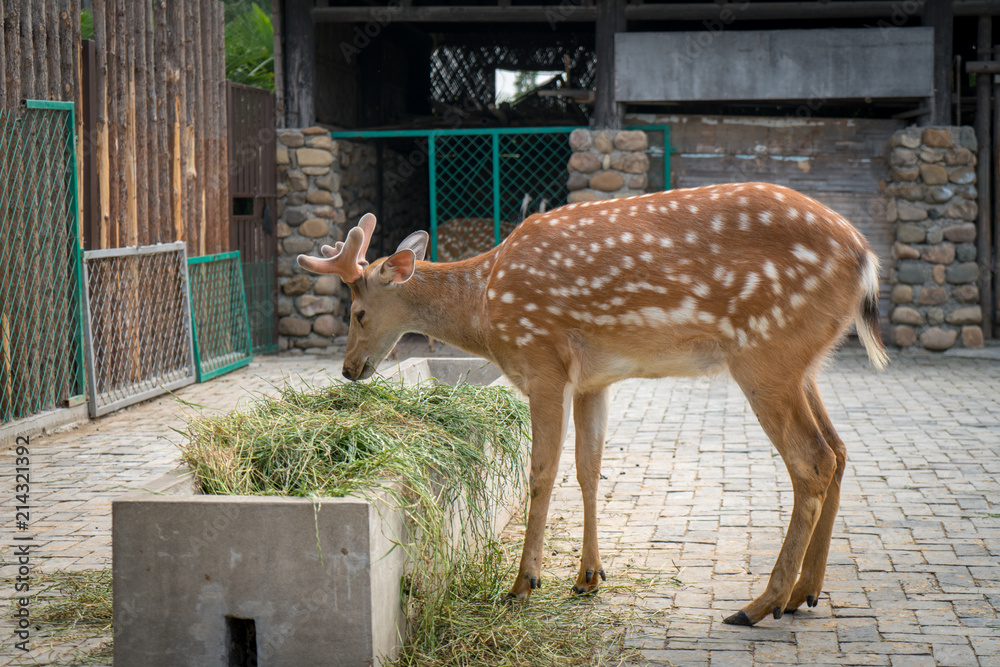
[112,357,525,667]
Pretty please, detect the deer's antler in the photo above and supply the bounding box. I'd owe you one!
[296,213,376,282]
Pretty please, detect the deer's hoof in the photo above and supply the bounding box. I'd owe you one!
[722,610,754,626]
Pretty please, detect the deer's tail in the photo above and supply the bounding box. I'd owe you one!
[856,251,890,371]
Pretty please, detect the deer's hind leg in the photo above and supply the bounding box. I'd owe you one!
[784,376,847,614]
[571,387,610,595]
[723,361,837,626]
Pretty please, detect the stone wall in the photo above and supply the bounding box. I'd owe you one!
[567,129,650,202]
[275,128,376,353]
[886,126,982,351]
[275,131,429,353]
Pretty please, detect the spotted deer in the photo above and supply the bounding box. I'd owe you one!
[297,182,889,626]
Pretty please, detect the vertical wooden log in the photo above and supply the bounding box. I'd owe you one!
[196,0,209,256]
[923,0,954,126]
[20,0,34,101]
[976,16,993,340]
[0,3,5,103]
[283,0,314,127]
[2,2,20,109]
[118,0,135,247]
[134,0,148,245]
[167,0,184,243]
[184,0,197,254]
[105,0,119,248]
[46,0,60,99]
[33,0,48,99]
[154,0,170,244]
[145,0,160,244]
[93,0,110,248]
[216,1,229,254]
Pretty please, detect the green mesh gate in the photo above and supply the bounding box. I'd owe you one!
[329,126,670,263]
[0,101,86,424]
[187,251,253,382]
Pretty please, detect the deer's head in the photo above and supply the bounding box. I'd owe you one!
[297,213,429,380]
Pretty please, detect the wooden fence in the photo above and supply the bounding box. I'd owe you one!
[2,0,229,257]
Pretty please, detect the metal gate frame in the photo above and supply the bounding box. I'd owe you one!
[0,99,86,425]
[329,124,671,261]
[187,250,253,383]
[81,242,197,417]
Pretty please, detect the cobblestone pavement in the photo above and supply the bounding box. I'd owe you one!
[1,343,998,665]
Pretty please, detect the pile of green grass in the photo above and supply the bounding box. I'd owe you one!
[181,376,667,666]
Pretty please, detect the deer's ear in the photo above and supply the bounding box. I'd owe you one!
[378,249,417,285]
[395,230,429,262]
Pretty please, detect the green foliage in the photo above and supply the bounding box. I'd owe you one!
[225,3,275,91]
[81,9,94,41]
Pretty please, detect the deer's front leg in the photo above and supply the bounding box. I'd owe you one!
[507,379,572,600]
[571,387,609,595]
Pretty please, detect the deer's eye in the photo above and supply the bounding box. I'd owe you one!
[355,310,365,325]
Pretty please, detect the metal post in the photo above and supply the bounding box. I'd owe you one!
[492,132,501,247]
[428,133,438,262]
[976,16,993,339]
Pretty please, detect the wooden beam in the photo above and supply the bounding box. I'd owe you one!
[310,1,1000,23]
[967,60,1000,73]
[272,0,285,128]
[284,0,315,128]
[4,2,22,109]
[594,0,624,130]
[923,0,953,125]
[975,16,993,338]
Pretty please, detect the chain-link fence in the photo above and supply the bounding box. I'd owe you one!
[82,243,196,417]
[188,251,253,382]
[0,101,86,425]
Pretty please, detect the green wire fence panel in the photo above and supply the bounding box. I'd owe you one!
[0,101,86,425]
[82,243,196,417]
[431,128,573,262]
[242,259,277,355]
[188,251,253,382]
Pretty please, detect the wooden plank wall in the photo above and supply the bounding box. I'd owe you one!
[1,0,229,256]
[630,113,904,320]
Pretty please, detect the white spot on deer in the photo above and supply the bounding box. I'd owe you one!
[605,237,616,248]
[611,296,626,307]
[658,205,669,214]
[759,210,773,225]
[498,269,506,279]
[792,244,820,264]
[516,333,534,346]
[685,232,698,245]
[687,205,698,214]
[822,260,837,278]
[500,333,511,343]
[622,256,635,269]
[771,305,786,327]
[774,190,785,201]
[718,317,735,338]
[620,311,645,327]
[739,272,760,300]
[667,297,699,324]
[692,281,711,298]
[790,293,807,308]
[669,201,679,211]
[594,314,616,326]
[660,237,674,248]
[608,265,621,276]
[762,260,779,282]
[736,328,749,347]
[546,305,562,316]
[488,289,497,300]
[805,210,816,224]
[646,204,657,213]
[525,303,538,311]
[710,214,724,233]
[564,257,575,268]
[575,277,588,287]
[639,251,653,263]
[787,207,798,220]
[738,196,748,206]
[640,306,670,325]
[738,212,751,231]
[501,292,515,304]
[804,276,820,291]
[621,232,634,244]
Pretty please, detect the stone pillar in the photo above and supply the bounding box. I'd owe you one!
[567,129,650,202]
[886,126,982,351]
[275,128,376,353]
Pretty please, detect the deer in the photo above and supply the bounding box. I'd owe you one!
[297,182,889,626]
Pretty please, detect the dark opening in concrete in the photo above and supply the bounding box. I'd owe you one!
[226,616,258,667]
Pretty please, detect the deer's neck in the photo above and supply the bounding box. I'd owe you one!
[398,251,496,358]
